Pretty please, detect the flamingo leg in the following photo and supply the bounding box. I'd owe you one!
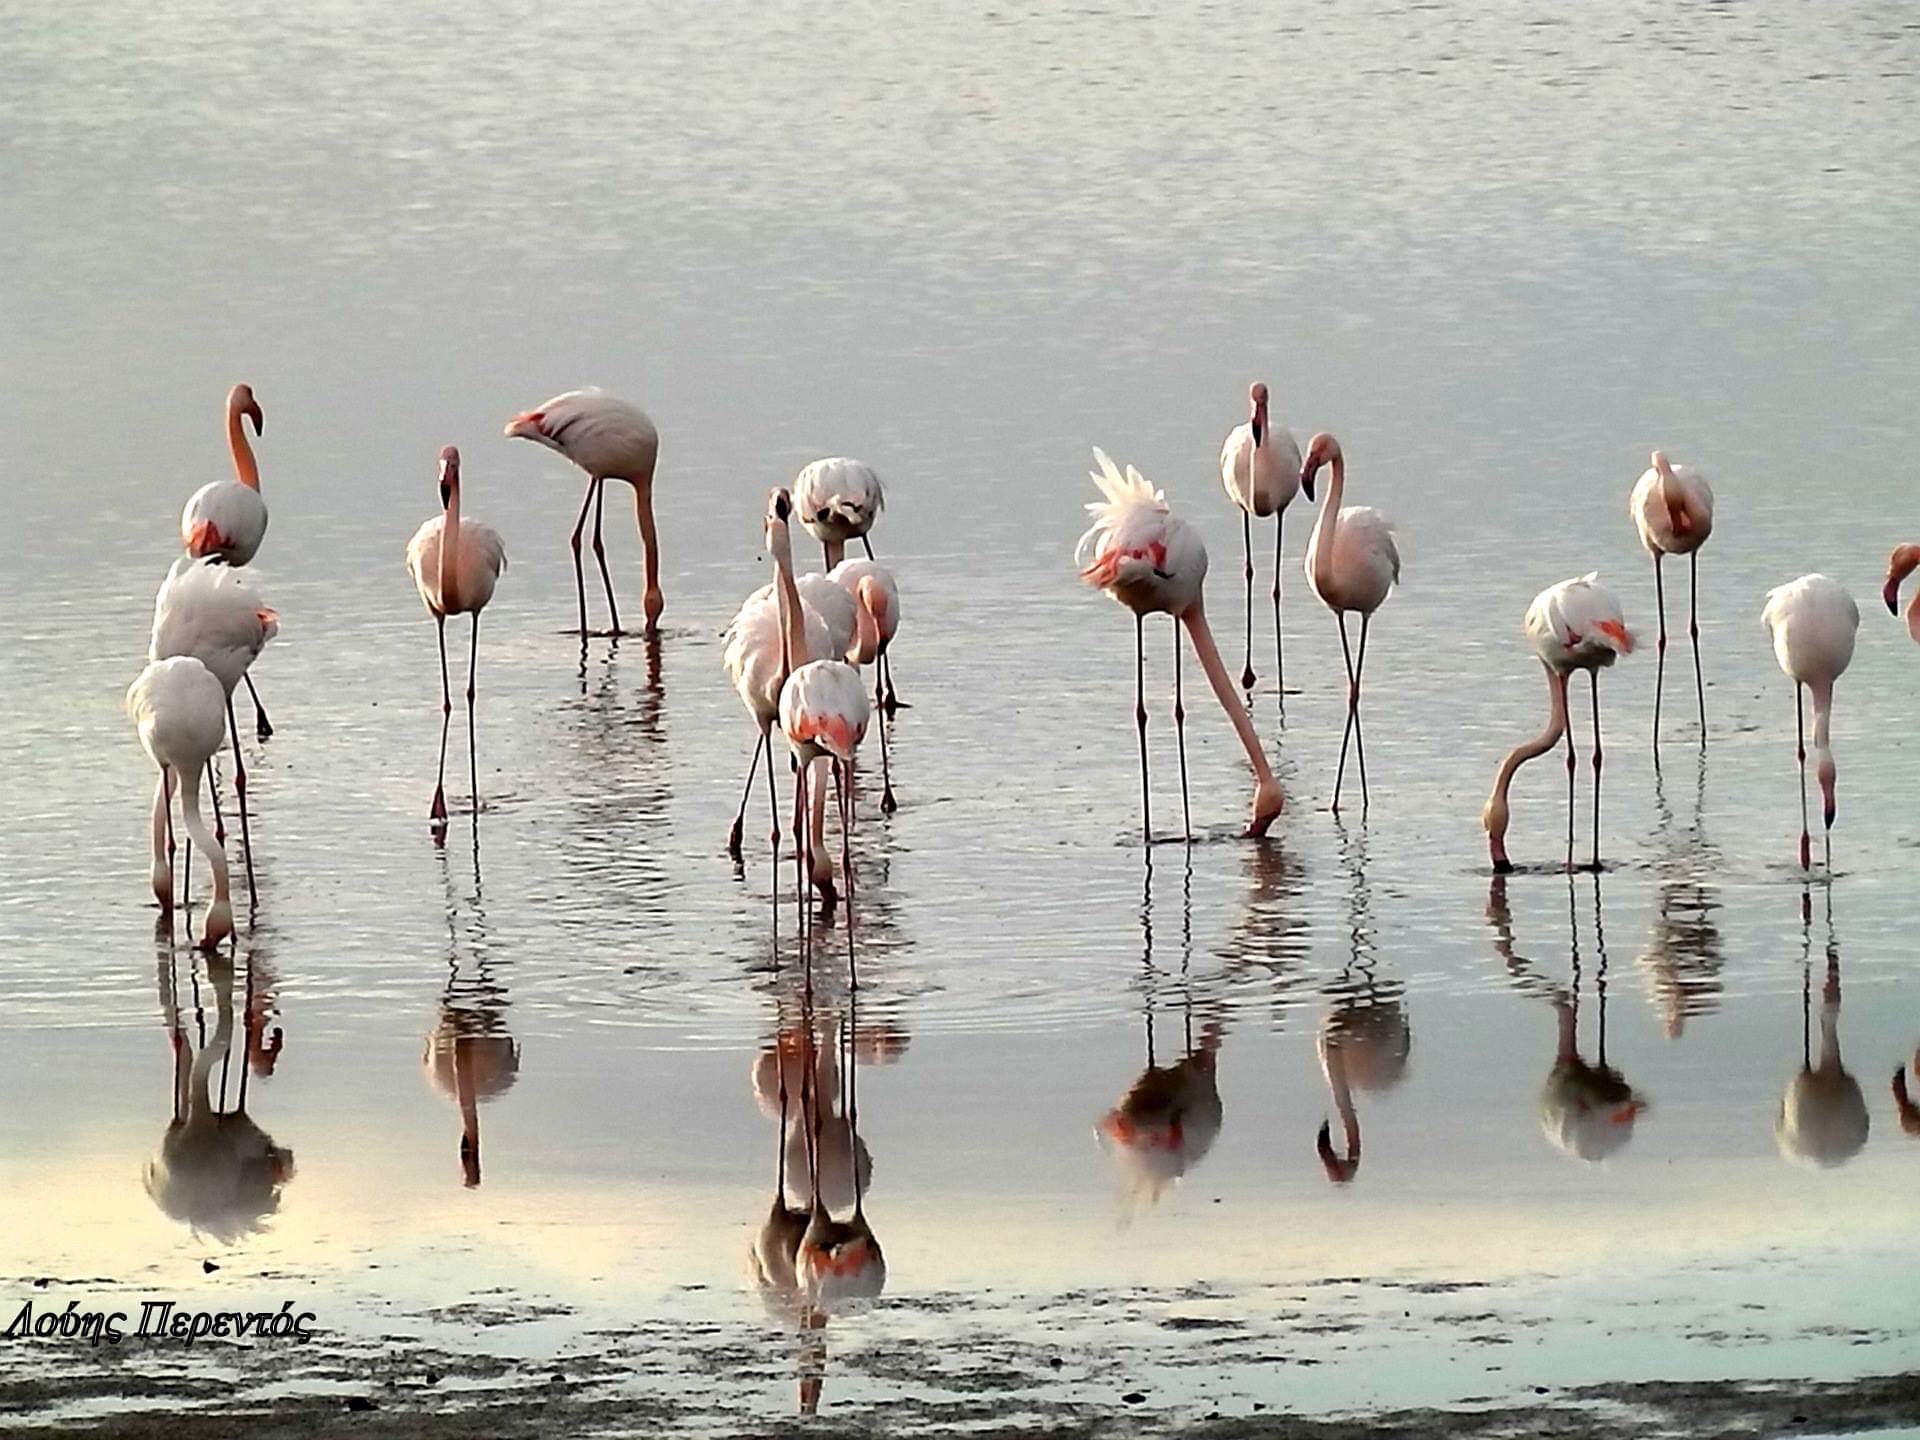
[834,760,857,992]
[876,698,897,814]
[209,760,227,848]
[860,535,875,561]
[164,769,178,906]
[1689,551,1705,746]
[226,699,257,911]
[1796,684,1810,872]
[150,775,171,914]
[430,615,451,829]
[466,616,481,817]
[1332,614,1361,812]
[793,754,809,943]
[764,730,783,926]
[1652,553,1667,765]
[1240,510,1255,692]
[1590,671,1603,871]
[729,731,767,859]
[1564,696,1577,873]
[1353,613,1372,809]
[880,647,903,714]
[1174,617,1191,842]
[591,476,623,637]
[1272,513,1286,720]
[632,475,663,637]
[244,673,273,742]
[568,480,596,640]
[1134,612,1152,845]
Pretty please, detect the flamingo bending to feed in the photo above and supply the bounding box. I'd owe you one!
[828,557,901,812]
[722,496,842,891]
[1219,382,1303,708]
[128,657,233,948]
[779,644,871,933]
[1630,451,1715,758]
[1078,448,1283,842]
[1484,575,1635,873]
[1300,434,1401,812]
[503,389,660,638]
[795,458,903,712]
[404,446,507,834]
[1762,575,1858,872]
[149,557,278,906]
[1882,544,1920,640]
[179,383,274,740]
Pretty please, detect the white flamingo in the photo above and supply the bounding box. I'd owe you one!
[149,557,278,907]
[179,383,274,740]
[503,389,661,638]
[1484,575,1636,873]
[1630,450,1715,756]
[795,458,902,712]
[128,657,232,948]
[1219,382,1303,708]
[404,446,507,832]
[1762,575,1858,872]
[1300,433,1401,812]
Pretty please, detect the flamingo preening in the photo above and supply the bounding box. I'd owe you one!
[179,383,275,740]
[1219,382,1303,709]
[1762,575,1858,872]
[128,657,232,949]
[1484,575,1635,874]
[1078,448,1283,842]
[1630,451,1714,758]
[1299,434,1399,812]
[404,446,507,835]
[503,389,661,638]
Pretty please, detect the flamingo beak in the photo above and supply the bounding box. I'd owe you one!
[503,410,543,440]
[1884,577,1902,616]
[1300,464,1317,502]
[1250,416,1264,446]
[245,401,264,436]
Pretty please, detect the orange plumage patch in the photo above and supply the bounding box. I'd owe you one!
[1595,619,1635,654]
[186,521,225,556]
[792,711,858,756]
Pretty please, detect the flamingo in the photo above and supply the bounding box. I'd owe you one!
[1219,382,1303,709]
[1762,576,1858,872]
[404,446,507,833]
[179,383,274,740]
[795,458,902,712]
[722,495,844,896]
[503,389,660,638]
[1630,452,1714,758]
[1299,433,1401,812]
[127,657,232,949]
[1881,544,1920,640]
[149,557,278,906]
[1077,448,1283,843]
[780,657,870,935]
[827,557,901,812]
[1483,575,1636,874]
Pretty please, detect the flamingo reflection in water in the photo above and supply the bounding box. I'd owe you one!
[146,948,295,1242]
[1098,854,1226,1210]
[1315,823,1411,1184]
[1777,888,1867,1169]
[422,848,520,1187]
[1486,874,1649,1163]
[1637,766,1726,1041]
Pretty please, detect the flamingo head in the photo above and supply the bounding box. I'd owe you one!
[1883,544,1920,625]
[438,445,461,505]
[765,487,795,556]
[201,898,233,951]
[502,409,546,442]
[228,384,263,436]
[1248,381,1268,444]
[1650,449,1676,483]
[1316,1121,1359,1184]
[1483,790,1514,873]
[1299,432,1341,502]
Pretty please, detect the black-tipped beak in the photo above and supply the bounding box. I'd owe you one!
[439,482,452,506]
[1300,468,1317,502]
[247,405,264,436]
[1884,579,1902,615]
[774,495,791,522]
[1250,417,1264,447]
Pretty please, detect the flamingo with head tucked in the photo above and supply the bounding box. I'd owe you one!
[1299,434,1400,813]
[1762,575,1858,872]
[1630,451,1715,759]
[128,657,232,949]
[794,458,904,712]
[504,389,660,638]
[405,447,507,835]
[1078,448,1283,843]
[1484,575,1635,874]
[1219,382,1303,709]
[179,384,274,740]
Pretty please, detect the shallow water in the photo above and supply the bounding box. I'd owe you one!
[4,0,1920,1431]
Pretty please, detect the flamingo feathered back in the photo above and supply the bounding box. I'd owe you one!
[149,557,279,696]
[505,388,659,479]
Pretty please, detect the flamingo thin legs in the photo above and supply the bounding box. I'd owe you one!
[568,480,597,640]
[1333,614,1371,813]
[1796,685,1811,872]
[466,617,481,819]
[1589,672,1604,871]
[1273,515,1285,719]
[728,731,767,859]
[1689,552,1705,745]
[1564,709,1576,872]
[244,673,273,742]
[1240,512,1255,692]
[430,615,451,829]
[1134,613,1152,845]
[1174,619,1191,842]
[225,700,257,910]
[591,477,623,637]
[1652,554,1667,764]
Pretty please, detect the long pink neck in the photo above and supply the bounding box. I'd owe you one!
[1486,666,1570,858]
[772,531,810,679]
[439,483,462,610]
[1180,599,1276,786]
[227,402,260,491]
[1311,452,1347,597]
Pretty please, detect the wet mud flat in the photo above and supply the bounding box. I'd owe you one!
[5,1282,1918,1439]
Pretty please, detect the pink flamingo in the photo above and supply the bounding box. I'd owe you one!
[128,656,232,949]
[503,389,661,638]
[1762,575,1858,872]
[405,447,507,834]
[1300,434,1401,812]
[1483,575,1636,874]
[1078,448,1283,842]
[1219,382,1303,707]
[1882,544,1920,641]
[179,383,274,740]
[1630,451,1715,757]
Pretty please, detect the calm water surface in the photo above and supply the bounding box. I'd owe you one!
[4,0,1920,1430]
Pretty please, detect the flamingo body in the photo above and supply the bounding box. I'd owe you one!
[1762,574,1857,869]
[505,388,659,481]
[150,558,278,696]
[128,656,232,945]
[181,483,268,565]
[724,589,836,732]
[1304,504,1400,615]
[826,559,900,665]
[1526,574,1635,674]
[1220,404,1302,519]
[405,514,507,618]
[1077,448,1206,617]
[794,458,884,552]
[779,662,872,769]
[1629,455,1714,558]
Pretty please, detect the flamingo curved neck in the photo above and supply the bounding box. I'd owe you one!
[1312,453,1347,597]
[771,534,810,679]
[438,485,462,611]
[227,405,260,491]
[1487,666,1570,838]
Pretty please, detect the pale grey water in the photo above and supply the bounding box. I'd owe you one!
[4,1,1920,1432]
